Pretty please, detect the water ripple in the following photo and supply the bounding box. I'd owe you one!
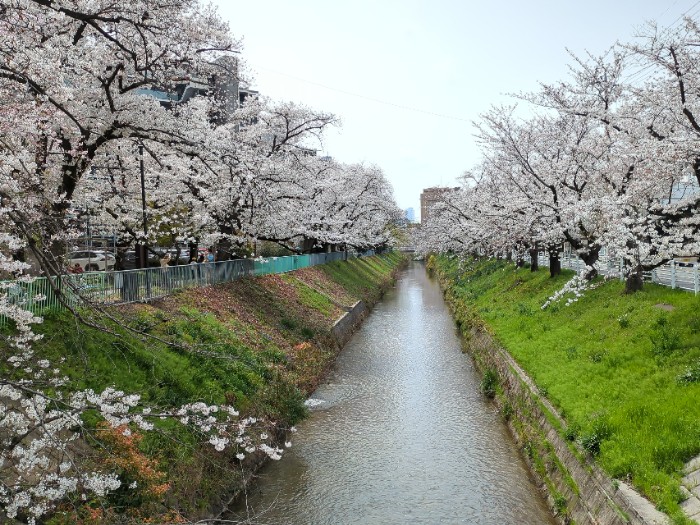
[230,262,555,525]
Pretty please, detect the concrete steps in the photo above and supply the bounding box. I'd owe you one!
[682,456,700,523]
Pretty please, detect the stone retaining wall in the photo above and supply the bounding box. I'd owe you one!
[465,327,669,525]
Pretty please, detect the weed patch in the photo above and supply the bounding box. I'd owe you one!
[677,358,700,385]
[480,368,499,398]
[650,315,681,358]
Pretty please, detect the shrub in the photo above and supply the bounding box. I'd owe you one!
[689,316,700,335]
[480,368,499,398]
[280,317,297,330]
[516,303,535,316]
[501,401,514,421]
[650,315,681,357]
[563,423,579,442]
[131,311,156,332]
[554,492,568,514]
[588,349,607,363]
[425,254,437,274]
[578,416,612,456]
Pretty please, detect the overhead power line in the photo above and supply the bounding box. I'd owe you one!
[256,2,700,119]
[255,65,473,124]
[667,0,700,28]
[621,1,700,85]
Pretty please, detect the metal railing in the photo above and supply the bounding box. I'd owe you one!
[0,251,376,323]
[528,253,700,294]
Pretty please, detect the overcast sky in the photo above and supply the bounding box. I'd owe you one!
[211,0,700,219]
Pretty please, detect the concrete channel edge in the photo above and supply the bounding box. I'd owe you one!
[331,300,368,347]
[461,327,670,525]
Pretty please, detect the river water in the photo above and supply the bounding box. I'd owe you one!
[230,262,555,524]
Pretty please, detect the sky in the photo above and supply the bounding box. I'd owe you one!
[211,0,700,219]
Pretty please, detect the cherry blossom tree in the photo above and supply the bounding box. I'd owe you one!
[531,32,700,291]
[0,0,241,274]
[186,98,340,258]
[289,160,401,252]
[423,20,700,294]
[0,1,403,521]
[0,2,280,522]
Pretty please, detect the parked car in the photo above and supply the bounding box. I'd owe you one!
[67,250,116,272]
[121,249,161,269]
[121,250,138,270]
[167,248,191,265]
[121,247,192,269]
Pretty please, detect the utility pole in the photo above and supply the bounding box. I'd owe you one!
[138,143,148,269]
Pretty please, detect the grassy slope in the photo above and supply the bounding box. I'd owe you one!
[433,255,700,524]
[1,253,405,522]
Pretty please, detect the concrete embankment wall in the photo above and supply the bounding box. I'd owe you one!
[433,271,670,525]
[464,328,668,525]
[331,300,368,347]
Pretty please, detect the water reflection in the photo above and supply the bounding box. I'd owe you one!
[229,262,555,525]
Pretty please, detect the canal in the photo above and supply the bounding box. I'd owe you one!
[230,262,556,524]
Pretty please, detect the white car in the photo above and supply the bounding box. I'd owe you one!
[67,250,116,272]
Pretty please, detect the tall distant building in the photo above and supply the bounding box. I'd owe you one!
[420,186,458,224]
[404,207,415,223]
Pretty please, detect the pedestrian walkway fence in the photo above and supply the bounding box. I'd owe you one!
[527,253,700,295]
[0,251,374,324]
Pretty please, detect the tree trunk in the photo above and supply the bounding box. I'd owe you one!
[216,225,234,261]
[136,244,148,269]
[188,241,199,262]
[114,240,132,271]
[547,244,562,278]
[516,255,525,268]
[529,248,539,272]
[300,238,315,254]
[625,265,644,294]
[580,247,601,280]
[548,251,561,277]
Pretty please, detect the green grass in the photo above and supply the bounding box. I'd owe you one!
[280,274,336,315]
[434,255,700,524]
[319,252,403,304]
[0,253,405,521]
[32,306,294,419]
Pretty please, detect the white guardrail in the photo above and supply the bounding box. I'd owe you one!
[531,254,700,295]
